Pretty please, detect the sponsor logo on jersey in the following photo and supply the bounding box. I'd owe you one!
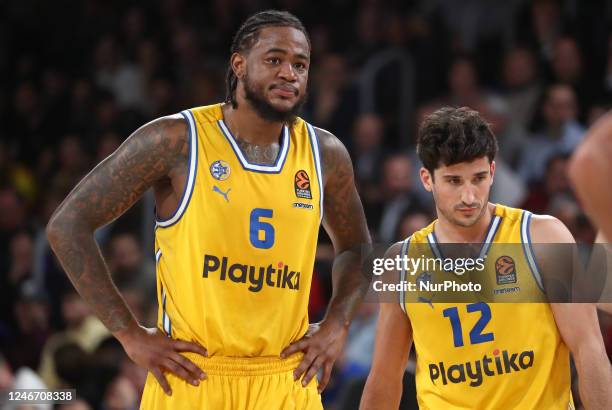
[429,348,534,387]
[203,255,300,292]
[493,286,520,295]
[210,160,230,181]
[495,255,517,285]
[294,170,312,199]
[212,186,231,202]
[416,272,435,307]
[292,202,314,210]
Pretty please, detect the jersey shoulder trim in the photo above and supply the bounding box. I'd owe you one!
[520,210,545,291]
[305,122,324,223]
[155,109,198,228]
[399,237,411,313]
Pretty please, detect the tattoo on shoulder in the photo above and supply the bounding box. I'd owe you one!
[316,127,352,188]
[316,127,369,247]
[71,117,189,229]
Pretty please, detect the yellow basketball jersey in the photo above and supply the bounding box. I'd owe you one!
[401,205,574,409]
[153,103,323,357]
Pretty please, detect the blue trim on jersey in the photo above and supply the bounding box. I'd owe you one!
[217,119,290,174]
[162,287,172,337]
[156,110,198,228]
[526,212,545,291]
[399,238,411,313]
[478,215,502,259]
[429,215,501,261]
[306,123,324,224]
[526,213,544,276]
[520,211,545,292]
[162,287,167,333]
[428,232,444,260]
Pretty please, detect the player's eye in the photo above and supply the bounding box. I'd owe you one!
[448,178,461,185]
[294,63,306,71]
[266,57,281,65]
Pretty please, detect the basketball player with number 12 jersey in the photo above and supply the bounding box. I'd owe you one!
[360,107,612,409]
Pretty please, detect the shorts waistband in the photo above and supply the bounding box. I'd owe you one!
[182,352,303,376]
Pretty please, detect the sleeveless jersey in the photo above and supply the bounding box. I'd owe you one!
[401,204,574,409]
[153,103,323,357]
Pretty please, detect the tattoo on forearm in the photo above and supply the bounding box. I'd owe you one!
[47,118,189,332]
[317,127,371,325]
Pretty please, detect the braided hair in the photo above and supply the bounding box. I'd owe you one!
[225,10,310,108]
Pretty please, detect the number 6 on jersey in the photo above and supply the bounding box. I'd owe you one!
[250,208,275,249]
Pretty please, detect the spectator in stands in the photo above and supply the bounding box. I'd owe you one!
[303,53,357,146]
[377,154,420,243]
[500,47,542,130]
[395,207,432,241]
[38,288,109,389]
[94,35,146,111]
[442,55,485,109]
[518,84,584,184]
[521,152,572,215]
[1,283,51,372]
[106,233,155,297]
[550,36,597,120]
[352,113,387,203]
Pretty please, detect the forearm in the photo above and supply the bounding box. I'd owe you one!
[360,376,402,410]
[575,340,612,409]
[47,216,138,337]
[324,247,369,326]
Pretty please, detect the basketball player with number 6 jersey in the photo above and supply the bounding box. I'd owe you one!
[47,10,371,409]
[360,107,612,409]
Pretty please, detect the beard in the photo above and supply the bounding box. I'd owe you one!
[434,190,489,228]
[243,72,307,123]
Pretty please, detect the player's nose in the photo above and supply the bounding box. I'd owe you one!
[278,62,297,81]
[461,188,476,205]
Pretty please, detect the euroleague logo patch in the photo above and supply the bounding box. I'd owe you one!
[495,255,517,285]
[294,170,312,199]
[210,160,230,181]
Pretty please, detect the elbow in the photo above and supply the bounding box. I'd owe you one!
[46,214,63,249]
[46,208,74,249]
[46,209,94,251]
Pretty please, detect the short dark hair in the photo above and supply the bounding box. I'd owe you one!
[416,106,498,175]
[225,10,310,108]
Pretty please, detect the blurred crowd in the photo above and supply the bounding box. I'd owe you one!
[1,0,611,409]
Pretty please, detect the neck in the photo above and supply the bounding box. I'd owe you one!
[222,101,284,145]
[435,203,496,243]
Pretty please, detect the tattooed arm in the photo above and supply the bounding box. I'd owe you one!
[319,127,372,323]
[46,115,207,395]
[282,127,371,392]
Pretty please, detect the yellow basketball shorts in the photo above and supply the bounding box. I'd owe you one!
[139,353,323,410]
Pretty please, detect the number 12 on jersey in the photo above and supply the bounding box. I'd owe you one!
[443,302,494,347]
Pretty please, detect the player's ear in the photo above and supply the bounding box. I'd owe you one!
[231,52,246,80]
[489,160,496,185]
[420,167,433,192]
